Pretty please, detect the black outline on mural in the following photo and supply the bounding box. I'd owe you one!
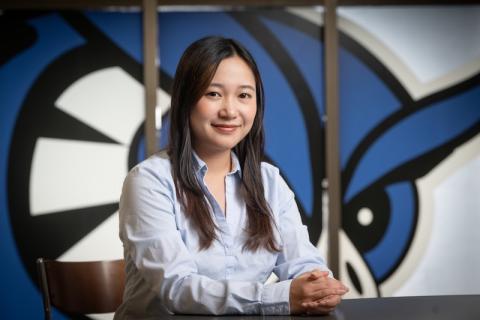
[5,8,479,304]
[7,12,143,307]
[246,9,480,293]
[229,10,326,245]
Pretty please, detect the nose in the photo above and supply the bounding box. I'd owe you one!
[219,97,238,119]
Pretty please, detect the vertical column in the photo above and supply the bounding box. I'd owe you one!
[324,0,341,278]
[143,0,159,157]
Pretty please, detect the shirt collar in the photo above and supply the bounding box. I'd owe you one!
[192,150,242,177]
[229,152,242,176]
[192,150,206,173]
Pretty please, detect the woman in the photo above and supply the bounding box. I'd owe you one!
[114,36,348,318]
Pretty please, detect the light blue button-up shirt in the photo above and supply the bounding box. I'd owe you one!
[114,151,330,318]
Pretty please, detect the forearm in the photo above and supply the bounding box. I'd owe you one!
[158,273,292,315]
[124,235,292,315]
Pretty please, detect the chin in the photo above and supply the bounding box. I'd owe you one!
[213,143,238,152]
[210,138,243,151]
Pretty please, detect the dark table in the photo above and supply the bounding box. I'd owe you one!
[165,295,480,320]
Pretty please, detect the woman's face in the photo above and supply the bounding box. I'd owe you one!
[190,55,257,156]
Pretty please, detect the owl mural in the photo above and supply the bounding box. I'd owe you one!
[1,6,479,319]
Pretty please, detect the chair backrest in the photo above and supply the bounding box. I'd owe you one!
[37,258,125,320]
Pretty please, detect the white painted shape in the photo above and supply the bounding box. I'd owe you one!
[156,87,171,131]
[157,87,171,115]
[56,67,145,145]
[357,207,373,226]
[287,6,324,26]
[58,211,123,262]
[395,157,480,295]
[379,158,435,296]
[87,313,114,320]
[59,213,121,320]
[391,134,480,296]
[340,231,378,298]
[338,6,480,84]
[30,138,128,215]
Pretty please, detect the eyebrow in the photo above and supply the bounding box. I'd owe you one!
[209,83,256,91]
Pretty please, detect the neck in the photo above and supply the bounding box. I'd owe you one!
[195,148,231,174]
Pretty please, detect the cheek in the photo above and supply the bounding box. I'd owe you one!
[191,101,212,124]
[246,106,257,127]
[189,110,207,140]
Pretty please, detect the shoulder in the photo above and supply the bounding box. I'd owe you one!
[124,150,174,190]
[119,150,177,221]
[130,149,171,174]
[260,161,293,199]
[260,161,280,180]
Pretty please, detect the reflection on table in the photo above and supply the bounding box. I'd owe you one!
[157,295,480,320]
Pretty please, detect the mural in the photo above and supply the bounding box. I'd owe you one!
[0,6,478,319]
[337,6,480,297]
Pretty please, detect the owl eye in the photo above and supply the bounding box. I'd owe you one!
[357,207,374,226]
[343,185,390,254]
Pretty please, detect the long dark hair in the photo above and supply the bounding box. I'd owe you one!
[168,36,279,252]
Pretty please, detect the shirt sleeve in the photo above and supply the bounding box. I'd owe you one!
[119,165,291,315]
[272,170,332,281]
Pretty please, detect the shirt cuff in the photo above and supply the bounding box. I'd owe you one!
[260,279,292,315]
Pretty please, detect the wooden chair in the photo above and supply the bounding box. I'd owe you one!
[36,258,125,320]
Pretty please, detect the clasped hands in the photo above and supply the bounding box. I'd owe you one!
[289,269,349,315]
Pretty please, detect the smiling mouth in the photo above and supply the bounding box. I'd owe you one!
[211,124,240,133]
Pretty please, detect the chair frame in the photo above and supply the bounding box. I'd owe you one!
[36,258,125,320]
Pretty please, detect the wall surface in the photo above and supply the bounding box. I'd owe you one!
[336,6,480,298]
[0,5,479,319]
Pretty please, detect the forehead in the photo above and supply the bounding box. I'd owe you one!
[210,56,256,86]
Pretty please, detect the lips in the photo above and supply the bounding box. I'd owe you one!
[211,123,240,133]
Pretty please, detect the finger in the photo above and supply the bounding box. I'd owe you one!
[303,299,328,308]
[327,278,350,292]
[309,279,349,293]
[338,281,350,292]
[295,276,347,301]
[302,296,341,311]
[308,270,329,281]
[318,294,342,308]
[309,288,348,300]
[302,301,317,308]
[317,278,349,291]
[297,269,318,279]
[315,287,348,298]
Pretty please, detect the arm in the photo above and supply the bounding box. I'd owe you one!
[119,165,290,315]
[272,171,330,280]
[270,170,348,314]
[290,270,348,314]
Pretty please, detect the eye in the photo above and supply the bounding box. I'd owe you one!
[239,92,252,99]
[206,91,221,98]
[343,185,390,253]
